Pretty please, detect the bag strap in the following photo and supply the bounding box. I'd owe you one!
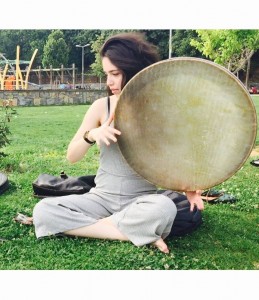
[107,96,110,118]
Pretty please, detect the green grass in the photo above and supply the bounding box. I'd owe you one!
[0,100,259,270]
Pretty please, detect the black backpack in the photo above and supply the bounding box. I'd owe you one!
[32,172,203,237]
[157,189,203,238]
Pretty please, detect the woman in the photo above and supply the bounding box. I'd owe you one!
[33,32,204,253]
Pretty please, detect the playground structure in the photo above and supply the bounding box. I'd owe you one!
[0,46,104,90]
[0,46,38,90]
[29,64,77,89]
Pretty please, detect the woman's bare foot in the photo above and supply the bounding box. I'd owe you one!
[153,238,169,253]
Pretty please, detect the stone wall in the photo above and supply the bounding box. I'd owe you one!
[0,89,107,106]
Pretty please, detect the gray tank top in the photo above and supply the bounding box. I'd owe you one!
[94,97,157,197]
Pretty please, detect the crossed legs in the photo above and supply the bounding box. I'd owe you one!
[33,193,176,254]
[65,216,170,253]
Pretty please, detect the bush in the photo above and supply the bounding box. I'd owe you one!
[0,100,17,156]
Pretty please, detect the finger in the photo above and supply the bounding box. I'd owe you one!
[103,137,111,146]
[198,201,205,211]
[190,202,194,212]
[107,126,121,136]
[113,128,121,135]
[194,198,204,210]
[106,132,118,143]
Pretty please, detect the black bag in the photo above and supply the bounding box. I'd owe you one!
[158,189,203,237]
[32,171,96,199]
[0,172,9,195]
[32,172,202,237]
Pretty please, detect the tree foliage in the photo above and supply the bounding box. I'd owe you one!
[0,29,203,74]
[42,30,69,68]
[171,30,202,58]
[143,30,171,59]
[0,30,50,67]
[2,29,259,83]
[190,30,259,74]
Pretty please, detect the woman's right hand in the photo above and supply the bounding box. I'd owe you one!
[88,114,121,146]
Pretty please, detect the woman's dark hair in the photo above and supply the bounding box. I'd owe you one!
[100,32,160,95]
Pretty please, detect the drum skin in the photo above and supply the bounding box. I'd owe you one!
[114,57,257,191]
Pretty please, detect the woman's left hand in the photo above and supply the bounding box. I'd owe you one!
[185,190,204,211]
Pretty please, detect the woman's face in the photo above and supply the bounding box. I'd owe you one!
[102,56,123,96]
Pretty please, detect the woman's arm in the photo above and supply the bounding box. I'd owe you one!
[66,97,121,163]
[66,99,103,163]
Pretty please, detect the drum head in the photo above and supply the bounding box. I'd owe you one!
[114,58,257,191]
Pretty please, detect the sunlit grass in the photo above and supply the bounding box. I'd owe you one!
[0,102,258,270]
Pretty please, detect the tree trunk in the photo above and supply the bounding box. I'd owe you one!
[233,50,254,75]
[245,58,251,89]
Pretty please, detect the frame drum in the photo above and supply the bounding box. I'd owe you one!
[114,58,257,191]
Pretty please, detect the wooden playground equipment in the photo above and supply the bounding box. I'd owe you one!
[0,46,103,90]
[0,46,38,90]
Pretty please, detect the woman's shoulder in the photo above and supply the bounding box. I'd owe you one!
[90,95,117,112]
[87,96,109,122]
[91,96,108,108]
[86,95,117,124]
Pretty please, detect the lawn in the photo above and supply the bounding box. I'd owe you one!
[0,98,259,270]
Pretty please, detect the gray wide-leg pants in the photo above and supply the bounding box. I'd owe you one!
[33,188,177,246]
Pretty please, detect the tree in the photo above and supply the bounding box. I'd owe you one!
[0,30,50,66]
[27,30,51,66]
[143,30,171,60]
[170,30,202,58]
[67,29,102,70]
[190,30,259,82]
[42,30,69,68]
